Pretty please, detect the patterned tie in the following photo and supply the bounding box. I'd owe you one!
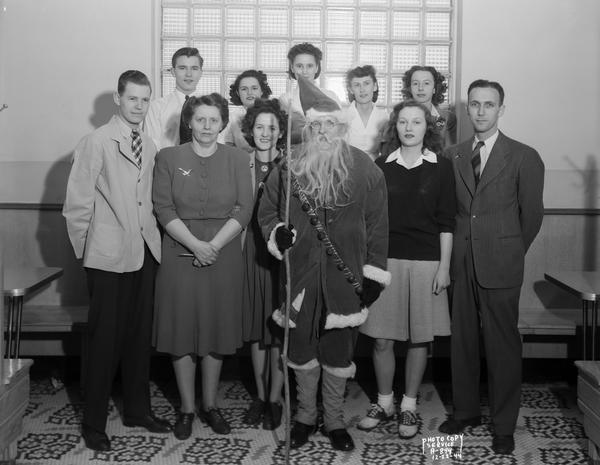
[471,140,485,185]
[131,129,142,168]
[179,95,192,144]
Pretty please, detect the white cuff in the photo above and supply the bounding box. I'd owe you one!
[322,362,356,379]
[267,222,297,261]
[267,222,286,260]
[363,264,392,287]
[324,307,368,329]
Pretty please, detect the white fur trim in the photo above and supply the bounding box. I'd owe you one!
[292,289,305,312]
[267,222,285,260]
[288,358,320,370]
[305,108,348,124]
[363,264,392,287]
[271,309,296,329]
[322,362,356,379]
[267,222,296,261]
[324,307,368,330]
[271,289,304,329]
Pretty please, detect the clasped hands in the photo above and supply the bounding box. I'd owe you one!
[191,240,219,267]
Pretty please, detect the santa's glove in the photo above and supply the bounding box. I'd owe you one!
[274,224,296,252]
[360,277,384,308]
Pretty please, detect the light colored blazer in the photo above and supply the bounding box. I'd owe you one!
[447,131,544,288]
[63,115,161,272]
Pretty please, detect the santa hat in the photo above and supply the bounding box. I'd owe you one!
[297,75,347,123]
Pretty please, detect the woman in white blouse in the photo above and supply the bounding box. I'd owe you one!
[345,65,389,160]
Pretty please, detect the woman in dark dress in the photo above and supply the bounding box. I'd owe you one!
[152,93,253,439]
[240,99,288,430]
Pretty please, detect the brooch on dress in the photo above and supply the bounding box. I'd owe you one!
[178,168,192,176]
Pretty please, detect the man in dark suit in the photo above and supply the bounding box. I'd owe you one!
[438,80,544,455]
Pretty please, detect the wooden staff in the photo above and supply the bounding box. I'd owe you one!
[281,102,293,465]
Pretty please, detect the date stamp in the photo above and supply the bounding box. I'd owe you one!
[422,434,464,461]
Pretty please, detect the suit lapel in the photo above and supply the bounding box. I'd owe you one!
[108,116,139,168]
[454,140,476,197]
[478,132,509,191]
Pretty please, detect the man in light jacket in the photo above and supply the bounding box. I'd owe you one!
[63,70,170,452]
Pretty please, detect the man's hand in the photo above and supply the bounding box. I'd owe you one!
[360,277,383,308]
[275,224,295,252]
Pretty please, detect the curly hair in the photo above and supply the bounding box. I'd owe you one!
[345,65,379,103]
[182,93,229,132]
[287,42,323,80]
[229,70,272,106]
[241,99,288,150]
[380,100,442,156]
[401,65,447,106]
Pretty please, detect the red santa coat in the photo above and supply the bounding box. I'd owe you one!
[258,146,391,330]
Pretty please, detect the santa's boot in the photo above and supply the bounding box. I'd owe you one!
[289,360,320,449]
[322,363,356,452]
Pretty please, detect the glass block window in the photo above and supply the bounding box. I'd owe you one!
[159,0,455,108]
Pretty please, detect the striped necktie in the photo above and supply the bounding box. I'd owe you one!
[471,140,485,185]
[179,95,192,144]
[131,129,142,168]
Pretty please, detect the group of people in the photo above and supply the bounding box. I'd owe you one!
[62,41,544,457]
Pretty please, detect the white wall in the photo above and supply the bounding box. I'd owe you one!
[459,0,600,208]
[0,0,155,202]
[0,0,598,207]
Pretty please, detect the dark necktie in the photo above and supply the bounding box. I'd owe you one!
[471,140,485,185]
[131,129,142,168]
[179,95,192,144]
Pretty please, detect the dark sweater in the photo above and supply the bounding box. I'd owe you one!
[375,154,456,260]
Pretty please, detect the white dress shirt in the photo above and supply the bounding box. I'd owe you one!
[472,129,499,173]
[385,147,438,169]
[144,89,199,151]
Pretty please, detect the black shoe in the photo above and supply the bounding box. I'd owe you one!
[173,412,195,440]
[123,414,172,433]
[81,424,111,451]
[438,416,481,434]
[263,402,283,430]
[327,428,355,452]
[290,421,316,449]
[492,434,515,455]
[198,408,231,435]
[244,398,266,425]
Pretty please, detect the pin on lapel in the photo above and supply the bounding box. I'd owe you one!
[178,168,192,176]
[455,153,462,159]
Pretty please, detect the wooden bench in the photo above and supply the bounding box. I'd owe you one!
[12,305,582,359]
[11,305,88,389]
[519,307,580,358]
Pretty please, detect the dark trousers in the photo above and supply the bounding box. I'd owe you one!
[83,248,156,433]
[450,247,522,435]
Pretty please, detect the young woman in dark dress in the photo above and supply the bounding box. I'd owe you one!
[240,99,288,430]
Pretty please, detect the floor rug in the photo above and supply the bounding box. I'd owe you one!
[15,378,589,464]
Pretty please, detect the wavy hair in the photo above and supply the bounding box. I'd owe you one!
[401,65,447,106]
[241,98,288,150]
[229,70,272,106]
[380,100,442,157]
[287,42,323,80]
[182,93,229,132]
[345,65,379,103]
